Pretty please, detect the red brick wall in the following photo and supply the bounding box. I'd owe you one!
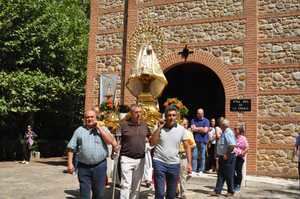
[85,0,300,176]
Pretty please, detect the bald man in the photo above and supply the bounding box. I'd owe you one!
[67,110,118,199]
[191,108,210,175]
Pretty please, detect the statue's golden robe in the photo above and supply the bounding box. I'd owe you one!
[126,44,167,99]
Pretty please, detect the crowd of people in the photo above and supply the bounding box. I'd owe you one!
[66,105,253,199]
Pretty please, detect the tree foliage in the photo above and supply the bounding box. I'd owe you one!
[0,0,90,151]
[0,70,66,114]
[0,0,89,75]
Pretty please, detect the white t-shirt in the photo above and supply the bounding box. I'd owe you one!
[208,127,216,144]
[153,124,189,164]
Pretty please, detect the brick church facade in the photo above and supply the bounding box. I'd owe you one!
[85,0,300,178]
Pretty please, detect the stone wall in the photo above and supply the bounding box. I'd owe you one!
[257,0,300,178]
[258,42,300,64]
[98,12,124,30]
[96,55,122,74]
[231,69,246,91]
[259,68,300,90]
[98,0,124,8]
[161,20,245,43]
[138,0,243,23]
[258,0,300,14]
[259,16,300,39]
[257,149,298,177]
[164,45,243,65]
[96,33,123,51]
[258,95,300,117]
[258,122,300,145]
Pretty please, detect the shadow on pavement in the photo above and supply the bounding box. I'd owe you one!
[263,189,300,198]
[189,188,211,195]
[64,187,121,199]
[103,186,154,198]
[203,185,216,190]
[288,184,300,191]
[64,189,79,199]
[36,160,67,166]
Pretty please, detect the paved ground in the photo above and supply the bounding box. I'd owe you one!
[0,157,299,199]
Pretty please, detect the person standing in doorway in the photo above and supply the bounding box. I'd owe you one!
[67,110,118,199]
[22,125,38,164]
[191,108,210,175]
[150,106,192,199]
[207,118,218,172]
[119,104,151,199]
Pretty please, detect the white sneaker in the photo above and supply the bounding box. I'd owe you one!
[196,171,203,176]
[21,160,26,164]
[191,171,197,177]
[25,161,29,164]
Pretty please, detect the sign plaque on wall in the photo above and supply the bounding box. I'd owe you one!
[230,99,251,112]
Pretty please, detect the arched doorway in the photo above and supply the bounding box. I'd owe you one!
[158,62,225,120]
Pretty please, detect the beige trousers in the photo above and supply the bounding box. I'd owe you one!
[179,155,188,197]
[120,156,145,199]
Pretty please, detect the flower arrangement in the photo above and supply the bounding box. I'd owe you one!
[100,97,115,112]
[163,98,189,117]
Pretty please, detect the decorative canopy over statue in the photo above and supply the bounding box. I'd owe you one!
[126,44,167,101]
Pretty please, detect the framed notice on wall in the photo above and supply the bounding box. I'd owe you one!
[99,74,118,104]
[230,99,251,112]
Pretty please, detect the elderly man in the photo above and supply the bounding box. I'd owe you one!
[150,106,192,199]
[211,118,236,197]
[119,104,151,199]
[67,110,118,199]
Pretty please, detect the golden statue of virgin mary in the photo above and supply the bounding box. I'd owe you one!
[126,43,167,128]
[126,44,167,103]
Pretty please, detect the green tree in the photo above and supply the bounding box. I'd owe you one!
[0,0,89,159]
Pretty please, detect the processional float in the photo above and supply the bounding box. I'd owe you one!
[126,43,167,129]
[109,43,168,199]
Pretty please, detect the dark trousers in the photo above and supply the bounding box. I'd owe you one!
[153,159,180,199]
[207,143,216,171]
[23,143,31,161]
[214,153,236,194]
[78,160,107,199]
[234,156,245,187]
[298,162,300,182]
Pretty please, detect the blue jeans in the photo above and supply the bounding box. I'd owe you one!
[78,160,107,199]
[192,142,206,172]
[214,153,236,194]
[153,159,180,199]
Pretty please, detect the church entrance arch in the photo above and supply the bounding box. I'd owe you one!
[158,51,238,122]
[158,62,225,120]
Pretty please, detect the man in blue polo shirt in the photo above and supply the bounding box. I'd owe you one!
[191,108,209,175]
